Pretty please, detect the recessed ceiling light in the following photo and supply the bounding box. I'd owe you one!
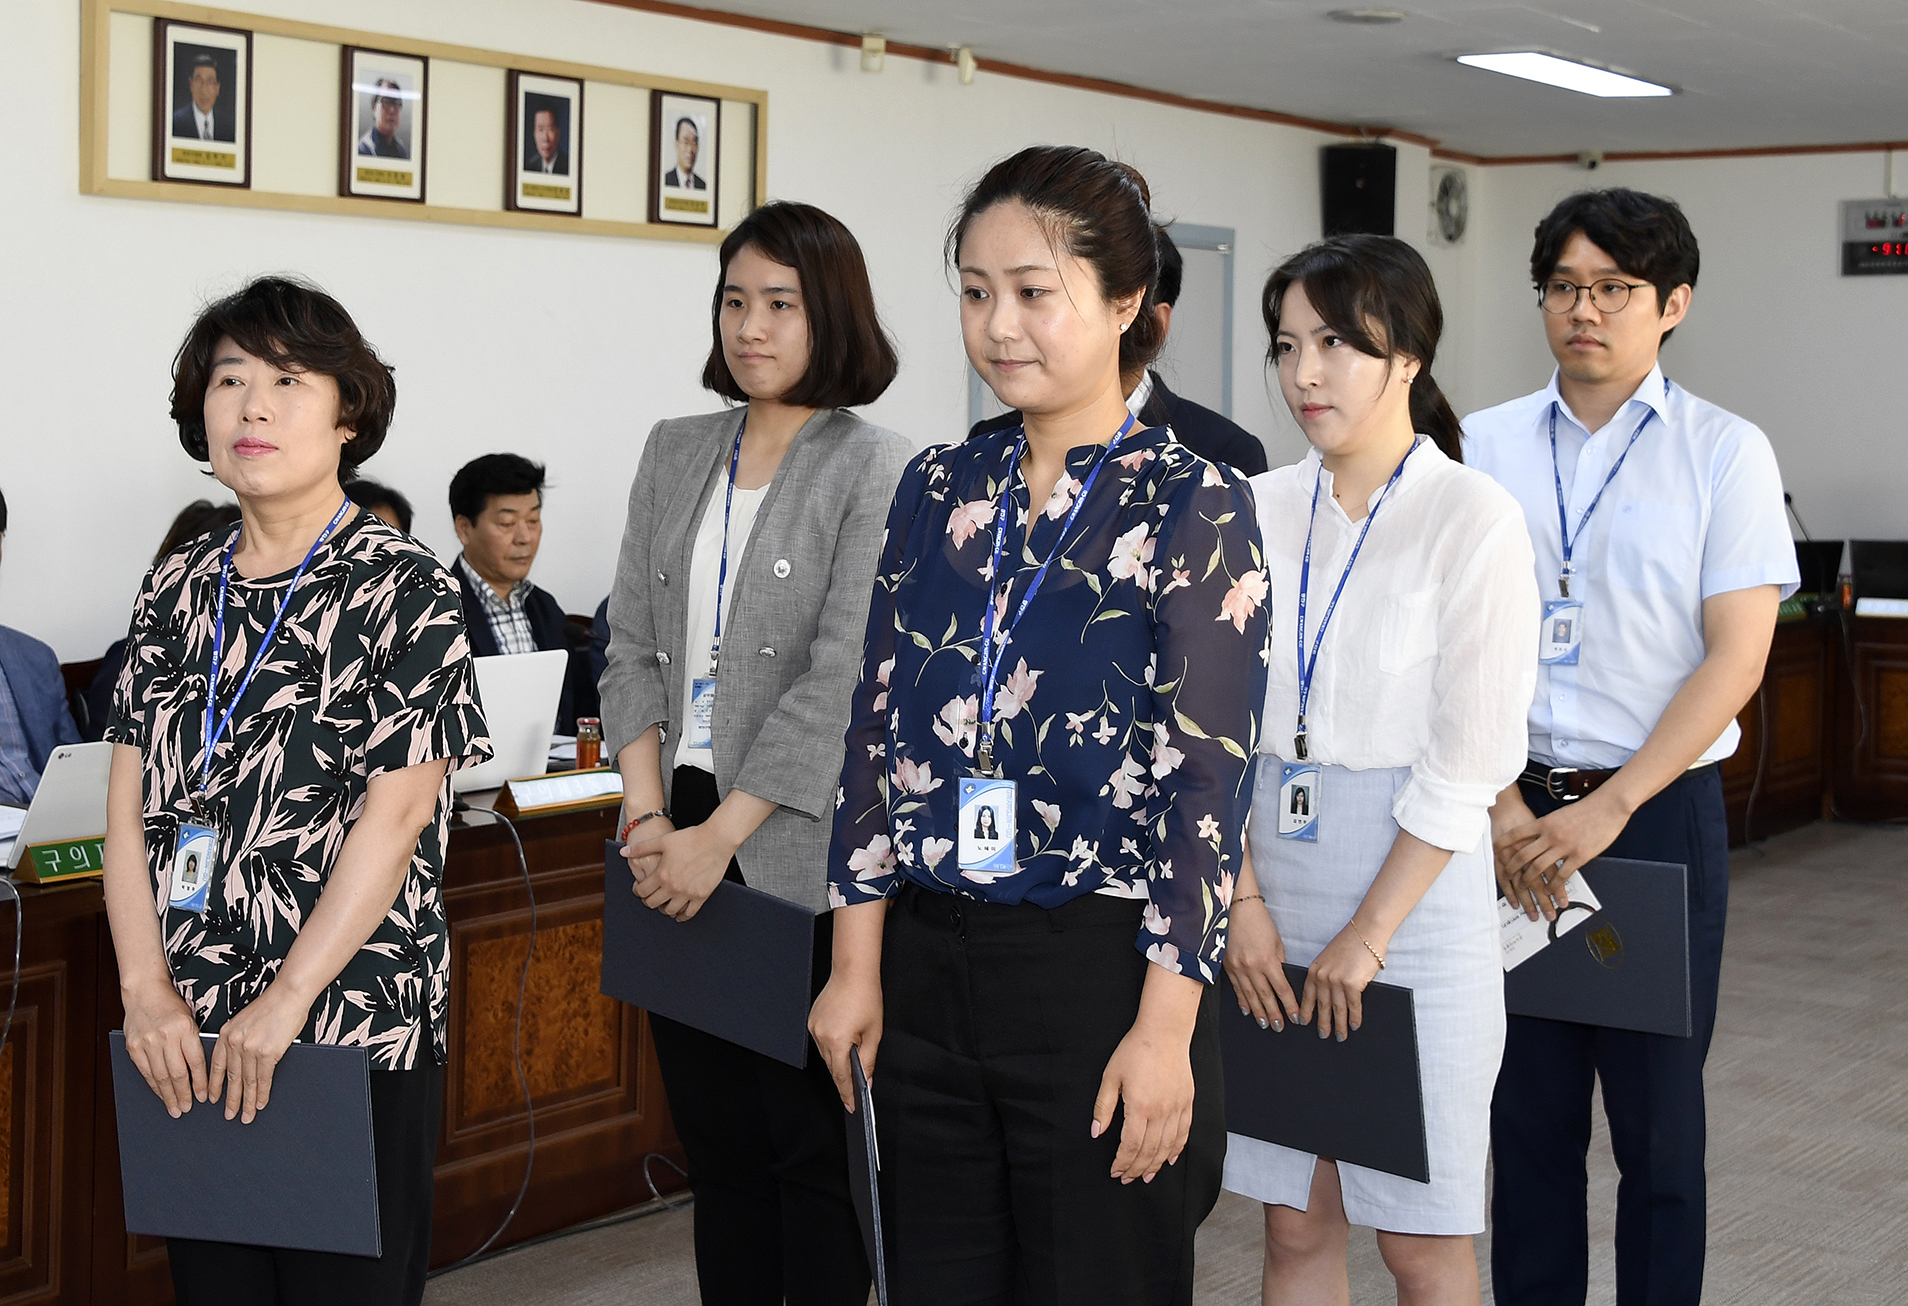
[1328,9,1407,23]
[1456,51,1673,98]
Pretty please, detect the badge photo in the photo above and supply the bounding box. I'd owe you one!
[688,677,716,749]
[957,778,1018,880]
[169,823,218,914]
[1540,598,1584,665]
[1277,762,1321,842]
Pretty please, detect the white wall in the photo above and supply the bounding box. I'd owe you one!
[1456,151,1908,544]
[1,0,1361,661]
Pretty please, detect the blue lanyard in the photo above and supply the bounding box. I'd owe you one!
[706,417,748,677]
[1292,440,1417,760]
[198,498,352,810]
[1548,384,1662,597]
[975,413,1136,772]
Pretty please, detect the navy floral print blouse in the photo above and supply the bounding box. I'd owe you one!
[829,423,1269,981]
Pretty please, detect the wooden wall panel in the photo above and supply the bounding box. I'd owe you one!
[1831,616,1908,821]
[1724,619,1831,845]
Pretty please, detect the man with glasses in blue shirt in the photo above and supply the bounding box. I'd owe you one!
[1464,189,1797,1306]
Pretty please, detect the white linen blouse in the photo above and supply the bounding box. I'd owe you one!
[1250,439,1540,853]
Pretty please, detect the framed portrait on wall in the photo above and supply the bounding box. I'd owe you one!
[151,19,252,188]
[507,71,583,215]
[650,90,719,227]
[340,47,427,202]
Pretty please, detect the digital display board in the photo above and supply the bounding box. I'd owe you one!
[1841,199,1908,276]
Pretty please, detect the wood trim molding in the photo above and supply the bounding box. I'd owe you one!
[591,0,1439,149]
[590,0,1908,168]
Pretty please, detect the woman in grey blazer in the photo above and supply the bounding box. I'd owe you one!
[598,201,910,1306]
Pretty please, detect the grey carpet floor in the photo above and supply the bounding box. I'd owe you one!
[426,820,1908,1305]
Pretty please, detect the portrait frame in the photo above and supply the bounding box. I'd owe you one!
[151,18,253,188]
[650,90,720,227]
[339,46,428,203]
[506,70,584,216]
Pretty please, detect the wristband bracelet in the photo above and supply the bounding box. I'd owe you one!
[1350,918,1386,970]
[620,809,668,842]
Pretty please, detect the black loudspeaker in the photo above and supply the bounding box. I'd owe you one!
[1321,144,1397,236]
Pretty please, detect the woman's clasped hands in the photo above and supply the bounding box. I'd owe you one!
[1223,898,1382,1042]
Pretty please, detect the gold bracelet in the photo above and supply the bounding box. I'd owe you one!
[1351,919,1386,970]
[1234,892,1265,905]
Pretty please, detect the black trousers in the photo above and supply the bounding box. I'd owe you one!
[168,1061,443,1306]
[878,883,1224,1306]
[1490,764,1729,1306]
[647,765,870,1306]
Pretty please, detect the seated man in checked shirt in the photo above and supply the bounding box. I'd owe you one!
[448,453,596,733]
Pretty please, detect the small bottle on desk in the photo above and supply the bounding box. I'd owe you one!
[575,717,602,770]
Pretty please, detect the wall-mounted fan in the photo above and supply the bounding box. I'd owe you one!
[1429,166,1468,245]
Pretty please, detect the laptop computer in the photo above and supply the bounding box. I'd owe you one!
[3,740,113,871]
[453,649,567,794]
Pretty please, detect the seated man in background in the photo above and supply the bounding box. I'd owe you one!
[84,499,243,740]
[345,477,415,534]
[449,453,596,732]
[968,225,1268,475]
[0,487,82,805]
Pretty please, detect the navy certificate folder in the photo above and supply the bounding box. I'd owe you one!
[846,1048,890,1306]
[1220,965,1429,1183]
[599,840,815,1068]
[1503,856,1692,1038]
[109,1032,380,1255]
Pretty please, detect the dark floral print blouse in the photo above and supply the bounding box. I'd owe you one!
[106,509,490,1069]
[829,424,1269,980]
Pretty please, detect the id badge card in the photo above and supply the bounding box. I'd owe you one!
[957,777,1017,880]
[1540,598,1584,666]
[1276,763,1321,842]
[168,822,217,914]
[687,677,716,749]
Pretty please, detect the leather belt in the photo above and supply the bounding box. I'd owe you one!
[1518,761,1618,802]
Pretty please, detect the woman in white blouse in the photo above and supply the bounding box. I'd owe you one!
[1222,235,1538,1304]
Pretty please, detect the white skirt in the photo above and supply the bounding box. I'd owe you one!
[1222,763,1504,1235]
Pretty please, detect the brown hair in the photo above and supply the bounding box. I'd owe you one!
[153,499,242,565]
[170,276,396,474]
[702,202,898,409]
[948,145,1165,377]
[1262,234,1465,463]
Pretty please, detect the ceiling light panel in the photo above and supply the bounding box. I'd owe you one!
[1456,51,1674,98]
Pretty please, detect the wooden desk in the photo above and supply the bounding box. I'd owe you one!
[1720,616,1833,845]
[0,800,683,1305]
[1829,615,1908,821]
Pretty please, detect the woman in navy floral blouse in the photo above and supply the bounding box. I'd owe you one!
[812,147,1268,1304]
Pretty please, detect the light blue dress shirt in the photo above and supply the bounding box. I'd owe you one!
[1463,365,1799,771]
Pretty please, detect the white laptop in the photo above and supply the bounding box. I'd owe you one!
[454,650,568,795]
[4,740,114,870]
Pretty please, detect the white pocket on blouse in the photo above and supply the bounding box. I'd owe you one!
[1378,588,1439,675]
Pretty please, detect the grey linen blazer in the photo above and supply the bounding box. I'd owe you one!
[599,407,911,911]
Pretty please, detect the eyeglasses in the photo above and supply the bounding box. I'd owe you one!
[1539,278,1653,315]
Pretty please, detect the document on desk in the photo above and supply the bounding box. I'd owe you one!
[109,1032,380,1255]
[1501,856,1691,1038]
[845,1048,890,1306]
[599,840,814,1068]
[1220,965,1429,1183]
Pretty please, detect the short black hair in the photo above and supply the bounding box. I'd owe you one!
[1530,188,1700,342]
[675,116,699,140]
[449,454,545,524]
[703,202,898,409]
[170,276,397,474]
[153,500,242,566]
[191,54,217,72]
[345,478,415,534]
[1155,225,1184,308]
